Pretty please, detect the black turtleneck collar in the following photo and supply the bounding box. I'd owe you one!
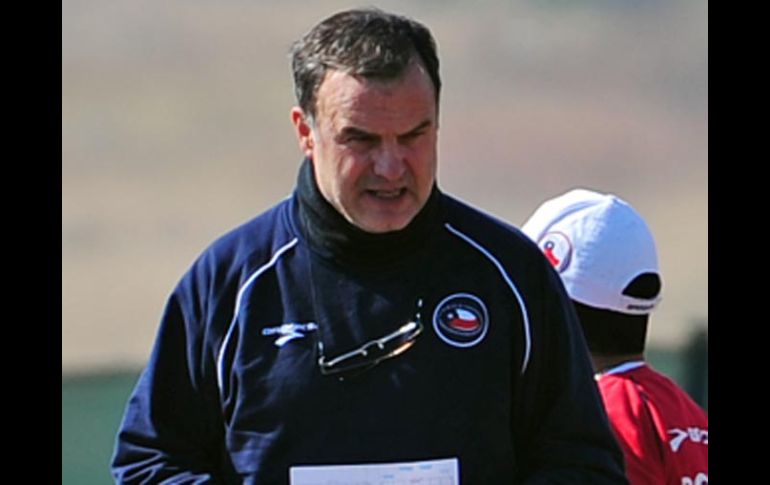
[295,158,442,269]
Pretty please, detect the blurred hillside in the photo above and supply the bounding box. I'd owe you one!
[62,0,707,373]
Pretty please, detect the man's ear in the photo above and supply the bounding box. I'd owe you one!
[291,107,314,159]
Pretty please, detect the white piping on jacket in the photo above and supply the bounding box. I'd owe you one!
[216,238,299,394]
[444,224,532,374]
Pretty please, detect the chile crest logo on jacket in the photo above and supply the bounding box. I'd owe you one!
[433,293,489,348]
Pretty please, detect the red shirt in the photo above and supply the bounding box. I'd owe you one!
[597,362,708,485]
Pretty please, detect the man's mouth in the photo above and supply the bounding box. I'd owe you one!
[367,188,405,199]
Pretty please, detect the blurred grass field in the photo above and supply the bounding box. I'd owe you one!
[62,372,137,485]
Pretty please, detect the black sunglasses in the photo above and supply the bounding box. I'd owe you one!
[316,301,425,379]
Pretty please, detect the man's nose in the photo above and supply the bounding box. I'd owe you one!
[372,142,407,181]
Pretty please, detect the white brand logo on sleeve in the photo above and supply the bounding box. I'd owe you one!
[668,427,708,452]
[262,322,318,347]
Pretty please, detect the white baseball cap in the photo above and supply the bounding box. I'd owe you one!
[521,188,661,315]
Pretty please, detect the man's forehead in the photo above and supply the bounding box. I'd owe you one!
[315,67,437,131]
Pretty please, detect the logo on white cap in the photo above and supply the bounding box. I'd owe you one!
[537,231,572,273]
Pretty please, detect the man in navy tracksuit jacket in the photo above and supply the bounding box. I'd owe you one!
[112,9,626,484]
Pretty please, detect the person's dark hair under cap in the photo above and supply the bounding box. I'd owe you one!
[290,8,441,120]
[575,272,662,356]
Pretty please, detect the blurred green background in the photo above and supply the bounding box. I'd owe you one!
[62,0,707,483]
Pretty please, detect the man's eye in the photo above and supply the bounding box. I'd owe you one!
[399,131,423,143]
[343,133,377,145]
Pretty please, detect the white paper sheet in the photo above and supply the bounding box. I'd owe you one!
[289,457,459,485]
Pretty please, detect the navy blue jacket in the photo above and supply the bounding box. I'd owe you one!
[112,163,626,484]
